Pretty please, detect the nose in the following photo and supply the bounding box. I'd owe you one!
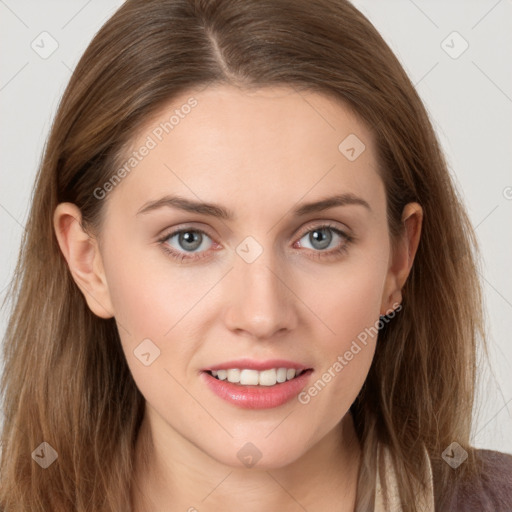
[223,246,299,340]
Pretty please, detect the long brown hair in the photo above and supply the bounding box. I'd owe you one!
[0,0,486,510]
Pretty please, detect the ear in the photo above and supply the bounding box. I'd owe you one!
[380,202,423,316]
[53,202,114,319]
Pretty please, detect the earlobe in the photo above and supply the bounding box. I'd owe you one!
[380,202,423,316]
[53,202,114,319]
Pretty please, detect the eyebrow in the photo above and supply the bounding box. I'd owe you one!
[136,193,371,220]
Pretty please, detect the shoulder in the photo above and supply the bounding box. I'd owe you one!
[439,449,512,511]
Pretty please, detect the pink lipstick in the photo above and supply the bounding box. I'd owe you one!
[201,359,313,409]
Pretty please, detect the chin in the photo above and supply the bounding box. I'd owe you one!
[203,436,309,470]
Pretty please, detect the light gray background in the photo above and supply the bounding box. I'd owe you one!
[1,0,511,454]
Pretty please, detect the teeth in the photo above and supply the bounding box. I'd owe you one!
[209,367,305,386]
[227,369,241,383]
[240,369,259,385]
[258,369,277,386]
[276,368,287,383]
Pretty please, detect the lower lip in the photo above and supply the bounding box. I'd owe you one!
[201,370,313,409]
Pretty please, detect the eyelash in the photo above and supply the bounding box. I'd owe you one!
[156,223,355,263]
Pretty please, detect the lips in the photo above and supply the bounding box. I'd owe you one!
[201,359,314,409]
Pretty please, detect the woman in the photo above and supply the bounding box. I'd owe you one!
[1,0,510,510]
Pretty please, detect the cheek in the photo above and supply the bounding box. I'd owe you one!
[297,287,379,421]
[101,239,231,393]
[103,238,211,338]
[101,243,207,385]
[296,253,387,407]
[301,250,387,346]
[103,252,205,412]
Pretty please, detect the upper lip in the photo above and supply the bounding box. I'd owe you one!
[203,359,312,372]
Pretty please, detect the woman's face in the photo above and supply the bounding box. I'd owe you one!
[65,85,414,469]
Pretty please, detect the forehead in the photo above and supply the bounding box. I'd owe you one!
[107,84,383,220]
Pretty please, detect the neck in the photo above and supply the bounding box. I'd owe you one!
[131,408,361,512]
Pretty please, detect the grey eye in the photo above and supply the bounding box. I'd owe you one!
[167,230,212,253]
[299,227,341,251]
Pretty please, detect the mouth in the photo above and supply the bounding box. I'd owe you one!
[204,367,313,387]
[200,361,314,409]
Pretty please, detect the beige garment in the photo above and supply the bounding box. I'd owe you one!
[374,444,435,512]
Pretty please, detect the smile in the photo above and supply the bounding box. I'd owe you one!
[201,361,314,409]
[207,367,306,386]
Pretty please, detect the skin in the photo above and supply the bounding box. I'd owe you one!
[53,84,422,511]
